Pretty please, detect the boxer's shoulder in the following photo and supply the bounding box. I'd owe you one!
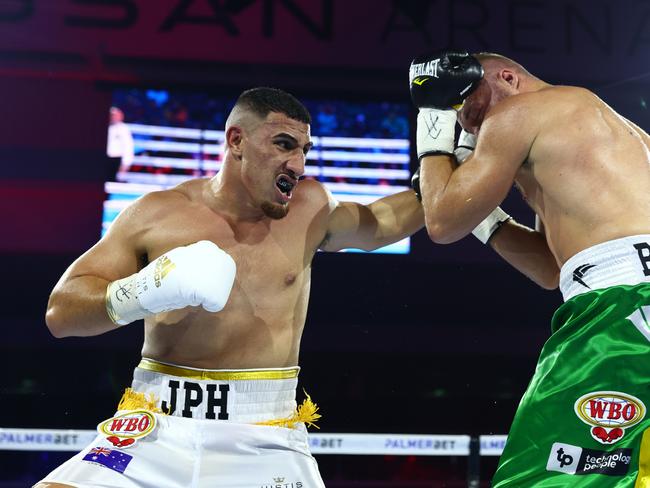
[112,185,196,237]
[138,180,202,211]
[480,93,541,136]
[484,87,578,135]
[513,85,592,112]
[168,178,206,203]
[293,177,332,209]
[526,86,601,130]
[495,90,544,115]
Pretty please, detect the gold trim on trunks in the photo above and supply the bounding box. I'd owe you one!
[137,358,300,381]
[255,391,321,430]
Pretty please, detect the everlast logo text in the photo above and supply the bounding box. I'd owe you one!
[160,380,230,420]
[409,59,440,83]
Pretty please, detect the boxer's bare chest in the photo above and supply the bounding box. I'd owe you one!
[141,204,316,302]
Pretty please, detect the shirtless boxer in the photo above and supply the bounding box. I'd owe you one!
[36,87,424,487]
[409,50,650,486]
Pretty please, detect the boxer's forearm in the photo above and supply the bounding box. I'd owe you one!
[46,275,119,338]
[420,154,517,244]
[366,189,425,249]
[488,219,560,290]
[419,155,478,243]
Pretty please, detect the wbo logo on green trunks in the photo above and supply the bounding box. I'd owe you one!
[574,391,646,445]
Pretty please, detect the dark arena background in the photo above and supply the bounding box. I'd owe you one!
[1,0,650,486]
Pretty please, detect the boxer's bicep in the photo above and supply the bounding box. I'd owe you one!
[319,201,369,252]
[318,181,384,252]
[321,191,423,252]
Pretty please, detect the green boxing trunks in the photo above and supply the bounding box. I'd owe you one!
[493,235,650,487]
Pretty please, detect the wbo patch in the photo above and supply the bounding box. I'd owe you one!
[97,410,157,449]
[82,446,133,473]
[574,391,645,445]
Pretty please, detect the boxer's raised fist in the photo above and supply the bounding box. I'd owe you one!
[106,240,237,325]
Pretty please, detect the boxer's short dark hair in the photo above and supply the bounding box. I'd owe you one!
[235,87,311,124]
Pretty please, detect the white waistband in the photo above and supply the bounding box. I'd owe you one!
[131,358,299,423]
[559,235,650,301]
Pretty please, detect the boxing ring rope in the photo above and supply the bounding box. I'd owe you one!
[0,428,506,456]
[0,428,506,486]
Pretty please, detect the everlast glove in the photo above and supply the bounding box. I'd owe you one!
[409,50,483,158]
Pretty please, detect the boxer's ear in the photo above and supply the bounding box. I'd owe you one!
[499,69,519,89]
[226,126,243,159]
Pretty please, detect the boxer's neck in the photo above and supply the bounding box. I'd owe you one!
[205,170,270,223]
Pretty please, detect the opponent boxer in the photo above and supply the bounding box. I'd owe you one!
[410,50,650,486]
[36,87,424,487]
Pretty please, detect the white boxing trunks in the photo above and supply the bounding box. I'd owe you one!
[38,358,325,488]
[559,234,650,301]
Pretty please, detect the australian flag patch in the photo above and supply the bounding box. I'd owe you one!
[82,446,133,473]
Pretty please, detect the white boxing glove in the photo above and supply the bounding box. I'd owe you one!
[416,108,457,158]
[453,129,512,243]
[106,240,236,326]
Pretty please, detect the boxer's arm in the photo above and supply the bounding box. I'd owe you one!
[319,189,424,252]
[420,97,536,243]
[487,216,560,289]
[45,195,156,338]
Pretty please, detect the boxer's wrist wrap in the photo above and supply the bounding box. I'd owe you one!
[454,129,477,163]
[472,207,512,244]
[106,274,148,326]
[416,108,456,159]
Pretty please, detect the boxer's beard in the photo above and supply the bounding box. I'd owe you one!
[261,201,289,219]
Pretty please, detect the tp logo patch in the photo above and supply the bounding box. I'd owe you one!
[574,391,645,444]
[546,442,632,476]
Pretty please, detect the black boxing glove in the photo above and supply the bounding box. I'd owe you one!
[409,50,483,159]
[409,50,483,109]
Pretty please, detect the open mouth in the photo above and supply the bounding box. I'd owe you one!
[275,174,296,200]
